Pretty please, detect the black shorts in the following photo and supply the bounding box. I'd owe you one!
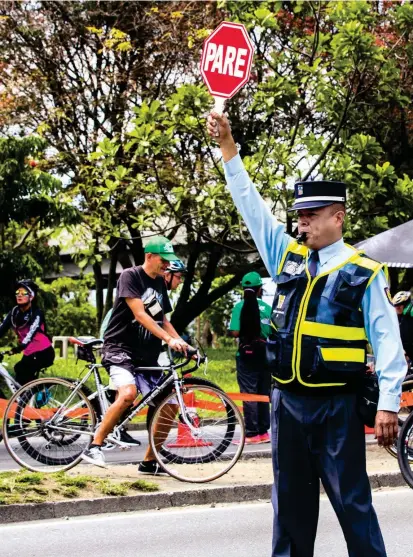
[14,346,55,386]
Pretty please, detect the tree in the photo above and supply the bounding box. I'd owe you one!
[0,135,77,314]
[39,276,97,337]
[2,1,413,328]
[0,1,223,327]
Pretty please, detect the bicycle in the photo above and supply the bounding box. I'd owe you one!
[0,351,72,444]
[2,337,245,483]
[397,402,413,488]
[384,373,413,460]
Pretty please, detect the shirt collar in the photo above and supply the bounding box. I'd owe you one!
[309,238,345,267]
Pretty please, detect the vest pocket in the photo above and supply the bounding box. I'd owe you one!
[266,335,294,381]
[329,271,369,310]
[271,274,301,332]
[314,345,366,377]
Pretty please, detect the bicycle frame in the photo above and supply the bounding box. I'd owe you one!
[46,349,207,442]
[0,361,21,396]
[115,351,206,435]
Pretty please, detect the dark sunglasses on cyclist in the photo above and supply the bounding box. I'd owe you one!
[15,289,30,296]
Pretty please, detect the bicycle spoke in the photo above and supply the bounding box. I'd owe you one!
[3,378,96,473]
[149,381,245,482]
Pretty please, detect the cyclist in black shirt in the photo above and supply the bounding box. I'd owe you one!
[82,236,190,472]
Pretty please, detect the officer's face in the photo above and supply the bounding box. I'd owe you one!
[297,206,345,249]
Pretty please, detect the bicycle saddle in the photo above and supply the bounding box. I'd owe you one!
[69,337,103,349]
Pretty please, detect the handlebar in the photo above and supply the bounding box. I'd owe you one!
[165,346,207,371]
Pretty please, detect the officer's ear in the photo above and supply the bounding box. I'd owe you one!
[329,203,346,227]
[335,210,345,227]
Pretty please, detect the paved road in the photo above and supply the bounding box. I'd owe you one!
[0,431,272,471]
[1,488,412,557]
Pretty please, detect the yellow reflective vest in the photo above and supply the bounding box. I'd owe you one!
[267,242,384,391]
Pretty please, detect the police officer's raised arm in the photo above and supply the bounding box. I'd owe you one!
[207,112,291,278]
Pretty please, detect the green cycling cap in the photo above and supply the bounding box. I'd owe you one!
[144,235,178,261]
[241,271,263,288]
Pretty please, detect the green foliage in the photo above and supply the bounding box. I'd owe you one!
[38,276,97,337]
[0,136,77,315]
[1,1,413,328]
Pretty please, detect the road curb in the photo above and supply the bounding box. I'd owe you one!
[0,471,407,524]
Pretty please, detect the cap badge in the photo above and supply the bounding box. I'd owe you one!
[163,242,173,253]
[297,185,303,196]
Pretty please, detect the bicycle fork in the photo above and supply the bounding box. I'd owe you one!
[172,371,202,438]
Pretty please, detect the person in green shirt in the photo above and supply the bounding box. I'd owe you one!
[229,271,272,444]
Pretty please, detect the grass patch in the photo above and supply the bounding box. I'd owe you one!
[127,479,159,492]
[62,486,80,498]
[98,481,128,497]
[15,472,44,485]
[58,475,94,488]
[0,470,160,505]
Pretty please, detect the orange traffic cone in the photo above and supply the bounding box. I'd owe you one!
[167,391,213,448]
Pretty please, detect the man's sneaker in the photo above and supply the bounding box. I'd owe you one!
[259,433,271,444]
[81,446,107,468]
[138,460,168,476]
[119,429,141,446]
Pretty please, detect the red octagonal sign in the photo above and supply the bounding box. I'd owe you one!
[200,21,254,99]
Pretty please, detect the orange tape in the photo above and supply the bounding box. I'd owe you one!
[0,391,270,420]
[400,391,413,407]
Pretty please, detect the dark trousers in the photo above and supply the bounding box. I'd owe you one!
[236,354,271,437]
[14,346,55,386]
[271,388,386,557]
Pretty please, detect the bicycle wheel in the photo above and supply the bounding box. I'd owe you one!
[2,378,96,473]
[149,378,245,483]
[385,377,413,459]
[152,377,225,463]
[0,387,6,444]
[397,409,413,488]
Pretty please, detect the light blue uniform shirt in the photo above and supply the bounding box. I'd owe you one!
[224,153,407,412]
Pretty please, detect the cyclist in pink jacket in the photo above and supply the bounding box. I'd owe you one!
[0,279,54,385]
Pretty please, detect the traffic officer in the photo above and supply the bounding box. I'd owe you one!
[207,112,407,557]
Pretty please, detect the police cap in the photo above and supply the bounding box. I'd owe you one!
[289,180,346,211]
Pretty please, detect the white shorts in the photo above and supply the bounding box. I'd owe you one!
[109,365,164,397]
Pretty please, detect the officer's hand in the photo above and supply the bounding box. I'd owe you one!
[207,112,232,144]
[167,337,188,355]
[375,410,398,447]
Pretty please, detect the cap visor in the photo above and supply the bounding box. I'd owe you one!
[159,253,179,261]
[288,200,335,212]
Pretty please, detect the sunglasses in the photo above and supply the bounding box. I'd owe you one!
[15,290,30,296]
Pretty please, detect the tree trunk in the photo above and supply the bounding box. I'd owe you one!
[103,244,119,319]
[171,269,246,333]
[93,262,104,333]
[201,319,213,347]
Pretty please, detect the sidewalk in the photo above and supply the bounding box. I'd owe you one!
[0,445,406,524]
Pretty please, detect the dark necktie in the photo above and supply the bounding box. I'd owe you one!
[308,250,319,278]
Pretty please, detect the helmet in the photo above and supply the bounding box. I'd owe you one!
[165,260,187,274]
[16,279,38,297]
[392,291,411,306]
[241,271,263,289]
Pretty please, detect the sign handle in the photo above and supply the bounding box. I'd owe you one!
[212,97,225,138]
[213,96,226,116]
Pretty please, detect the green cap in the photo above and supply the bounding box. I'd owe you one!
[241,271,263,288]
[144,235,178,261]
